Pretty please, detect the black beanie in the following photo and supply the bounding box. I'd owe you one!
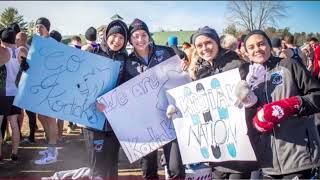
[106,25,125,38]
[191,26,220,48]
[1,28,16,44]
[128,18,150,38]
[10,23,21,34]
[50,30,62,42]
[103,19,128,52]
[36,17,51,31]
[85,27,97,41]
[244,30,272,51]
[271,37,281,48]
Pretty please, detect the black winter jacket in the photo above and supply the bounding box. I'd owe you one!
[194,49,261,174]
[239,56,320,175]
[125,43,176,81]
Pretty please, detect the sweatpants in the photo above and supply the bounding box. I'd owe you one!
[83,128,120,179]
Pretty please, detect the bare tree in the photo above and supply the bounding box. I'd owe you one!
[226,1,288,31]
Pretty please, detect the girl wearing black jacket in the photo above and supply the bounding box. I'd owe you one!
[189,26,260,179]
[85,19,128,179]
[237,30,320,179]
[126,18,185,179]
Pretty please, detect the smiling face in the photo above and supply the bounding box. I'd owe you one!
[106,33,125,52]
[245,34,271,64]
[194,35,219,63]
[130,30,150,52]
[35,24,49,37]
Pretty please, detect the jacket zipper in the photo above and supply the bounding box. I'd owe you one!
[264,65,283,174]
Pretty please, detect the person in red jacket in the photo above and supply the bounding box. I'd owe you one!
[309,37,320,79]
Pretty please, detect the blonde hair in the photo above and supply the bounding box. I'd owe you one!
[220,34,238,51]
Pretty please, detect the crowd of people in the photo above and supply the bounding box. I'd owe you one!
[0,16,320,179]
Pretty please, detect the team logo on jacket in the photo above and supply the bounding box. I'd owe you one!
[93,139,104,152]
[155,50,164,62]
[271,72,283,85]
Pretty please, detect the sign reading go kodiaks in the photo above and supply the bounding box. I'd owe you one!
[14,35,121,130]
[166,68,256,164]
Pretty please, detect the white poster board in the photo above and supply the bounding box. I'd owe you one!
[98,55,192,163]
[166,68,256,164]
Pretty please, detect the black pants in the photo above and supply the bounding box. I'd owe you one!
[1,117,6,138]
[140,139,185,179]
[84,128,120,179]
[212,169,251,179]
[26,110,36,141]
[263,169,312,179]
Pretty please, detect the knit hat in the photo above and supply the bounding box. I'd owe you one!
[1,27,16,44]
[168,36,178,47]
[10,23,21,34]
[107,25,125,39]
[36,17,51,31]
[101,19,128,52]
[128,18,150,38]
[85,27,97,41]
[244,30,272,51]
[271,37,281,48]
[191,26,220,48]
[49,30,62,42]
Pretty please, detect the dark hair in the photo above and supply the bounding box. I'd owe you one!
[182,42,191,48]
[244,30,271,52]
[71,36,81,42]
[284,35,294,44]
[309,37,319,43]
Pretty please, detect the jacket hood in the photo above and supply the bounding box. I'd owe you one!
[100,19,129,54]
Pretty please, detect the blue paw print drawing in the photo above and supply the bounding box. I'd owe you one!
[200,147,209,159]
[227,143,237,157]
[183,87,200,125]
[211,78,229,120]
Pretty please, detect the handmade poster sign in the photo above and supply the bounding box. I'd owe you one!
[98,55,192,163]
[14,35,121,130]
[166,68,256,164]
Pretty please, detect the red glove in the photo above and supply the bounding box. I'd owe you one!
[253,96,301,132]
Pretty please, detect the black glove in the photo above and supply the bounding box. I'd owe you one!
[20,56,29,71]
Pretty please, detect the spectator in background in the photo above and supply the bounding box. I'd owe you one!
[32,17,59,165]
[69,36,82,49]
[49,30,62,42]
[182,41,191,51]
[309,37,320,79]
[16,32,29,50]
[282,35,307,67]
[49,30,65,144]
[300,43,314,71]
[15,31,37,144]
[0,28,13,161]
[270,37,284,58]
[81,27,100,53]
[236,34,249,61]
[281,39,287,50]
[96,26,106,44]
[0,27,28,161]
[10,23,21,35]
[220,34,238,51]
[167,36,188,61]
